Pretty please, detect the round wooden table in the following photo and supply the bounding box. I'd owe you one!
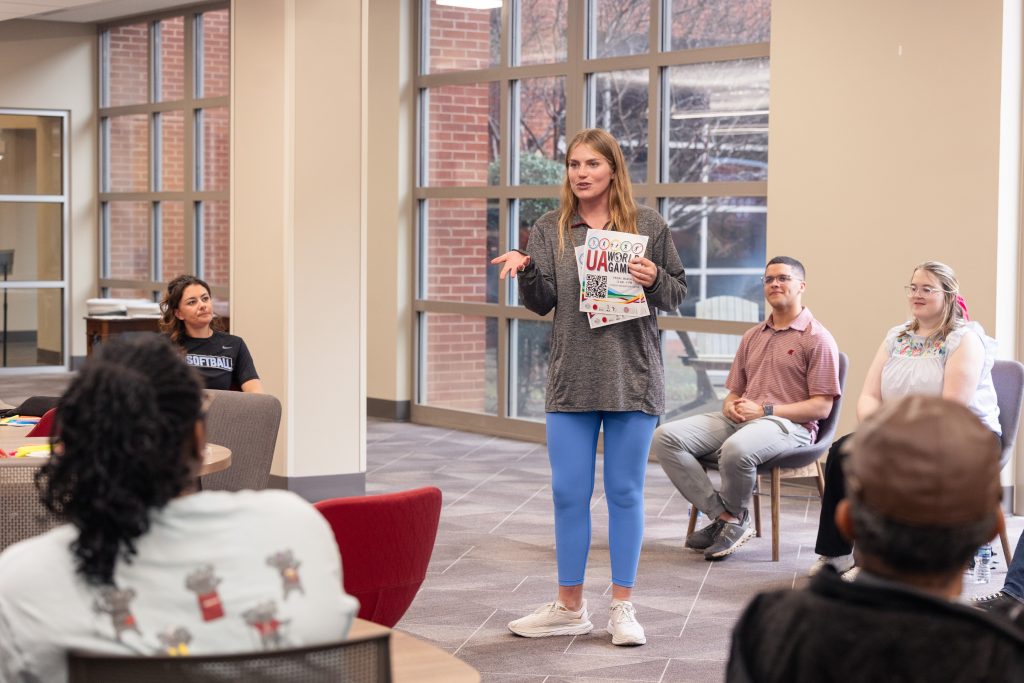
[0,430,231,476]
[349,618,480,682]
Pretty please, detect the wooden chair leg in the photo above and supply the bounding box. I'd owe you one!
[752,477,762,538]
[771,467,781,562]
[1000,525,1013,564]
[815,461,825,498]
[687,505,699,537]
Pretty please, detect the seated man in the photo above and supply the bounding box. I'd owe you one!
[653,256,840,560]
[727,395,1024,682]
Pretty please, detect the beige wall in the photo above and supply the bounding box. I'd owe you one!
[0,20,97,362]
[769,0,1008,436]
[366,0,414,407]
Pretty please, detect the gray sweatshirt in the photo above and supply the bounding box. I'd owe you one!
[519,206,687,415]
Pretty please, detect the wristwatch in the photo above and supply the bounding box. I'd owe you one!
[762,403,774,417]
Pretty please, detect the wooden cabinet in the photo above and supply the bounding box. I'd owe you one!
[85,316,231,356]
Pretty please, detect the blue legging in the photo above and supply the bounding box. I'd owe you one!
[546,411,658,588]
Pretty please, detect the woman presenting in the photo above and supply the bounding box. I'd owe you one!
[492,129,687,646]
[160,274,263,393]
[812,261,1000,577]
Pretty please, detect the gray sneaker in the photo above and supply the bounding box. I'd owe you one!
[704,510,754,560]
[685,517,725,550]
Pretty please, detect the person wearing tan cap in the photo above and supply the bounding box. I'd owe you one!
[726,395,1024,683]
[811,261,1000,578]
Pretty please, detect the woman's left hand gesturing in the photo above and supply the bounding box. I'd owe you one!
[628,257,658,288]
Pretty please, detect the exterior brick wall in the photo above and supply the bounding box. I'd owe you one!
[423,6,496,412]
[104,9,230,295]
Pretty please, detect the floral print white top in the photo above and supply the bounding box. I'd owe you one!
[880,321,1000,435]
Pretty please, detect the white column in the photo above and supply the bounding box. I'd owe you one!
[232,0,366,499]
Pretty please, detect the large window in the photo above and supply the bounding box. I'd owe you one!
[98,5,230,303]
[414,0,770,432]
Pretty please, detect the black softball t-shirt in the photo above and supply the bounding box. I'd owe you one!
[181,331,259,391]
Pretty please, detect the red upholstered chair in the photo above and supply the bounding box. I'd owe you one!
[314,486,442,627]
[26,408,56,437]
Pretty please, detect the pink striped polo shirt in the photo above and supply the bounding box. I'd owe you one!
[726,306,841,441]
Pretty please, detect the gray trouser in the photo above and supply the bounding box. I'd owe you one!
[652,412,812,519]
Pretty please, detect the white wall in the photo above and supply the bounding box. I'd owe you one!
[0,20,97,362]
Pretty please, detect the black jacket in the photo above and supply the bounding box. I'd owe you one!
[727,568,1024,683]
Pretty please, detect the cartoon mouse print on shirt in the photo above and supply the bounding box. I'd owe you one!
[242,601,291,650]
[266,549,304,600]
[185,564,225,621]
[93,586,142,641]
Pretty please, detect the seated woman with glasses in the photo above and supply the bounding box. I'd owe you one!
[810,260,1000,578]
[160,274,263,392]
[0,335,357,682]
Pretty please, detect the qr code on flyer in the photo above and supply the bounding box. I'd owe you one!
[585,274,608,299]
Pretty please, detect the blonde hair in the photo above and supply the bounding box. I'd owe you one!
[906,260,964,343]
[556,128,637,254]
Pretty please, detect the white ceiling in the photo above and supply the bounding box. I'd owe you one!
[0,0,197,23]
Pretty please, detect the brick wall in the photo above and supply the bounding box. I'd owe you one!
[423,6,497,412]
[104,9,230,294]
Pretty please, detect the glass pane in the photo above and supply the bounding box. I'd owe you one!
[509,197,558,307]
[510,319,549,421]
[592,0,649,58]
[591,70,648,182]
[664,196,765,318]
[662,330,741,419]
[0,203,62,281]
[199,9,230,98]
[665,59,769,183]
[517,0,567,65]
[423,82,500,187]
[516,77,566,185]
[421,312,497,415]
[669,0,770,50]
[199,200,229,287]
[158,16,184,101]
[422,198,498,303]
[199,107,229,192]
[424,2,500,74]
[0,115,63,196]
[158,111,184,191]
[106,201,151,280]
[0,288,63,367]
[104,23,150,107]
[159,201,185,281]
[106,115,150,193]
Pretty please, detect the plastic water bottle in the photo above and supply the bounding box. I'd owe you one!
[974,544,993,584]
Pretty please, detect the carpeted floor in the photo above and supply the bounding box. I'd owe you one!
[367,418,1024,682]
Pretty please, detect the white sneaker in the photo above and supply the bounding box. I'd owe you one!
[808,554,855,577]
[508,600,593,638]
[841,566,861,582]
[606,600,646,646]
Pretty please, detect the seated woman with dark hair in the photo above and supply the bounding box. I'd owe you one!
[0,335,357,682]
[160,274,263,392]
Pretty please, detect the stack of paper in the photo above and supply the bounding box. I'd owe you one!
[576,228,650,329]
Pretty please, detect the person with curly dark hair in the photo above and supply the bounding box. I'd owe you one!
[0,335,357,682]
[160,274,263,392]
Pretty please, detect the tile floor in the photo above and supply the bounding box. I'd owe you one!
[1,370,1019,682]
[367,418,1024,683]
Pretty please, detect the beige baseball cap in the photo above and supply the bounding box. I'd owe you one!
[842,395,1001,526]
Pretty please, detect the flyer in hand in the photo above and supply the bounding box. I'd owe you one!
[578,229,650,318]
[575,245,627,328]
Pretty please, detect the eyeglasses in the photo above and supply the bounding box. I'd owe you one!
[904,285,944,297]
[761,275,798,285]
